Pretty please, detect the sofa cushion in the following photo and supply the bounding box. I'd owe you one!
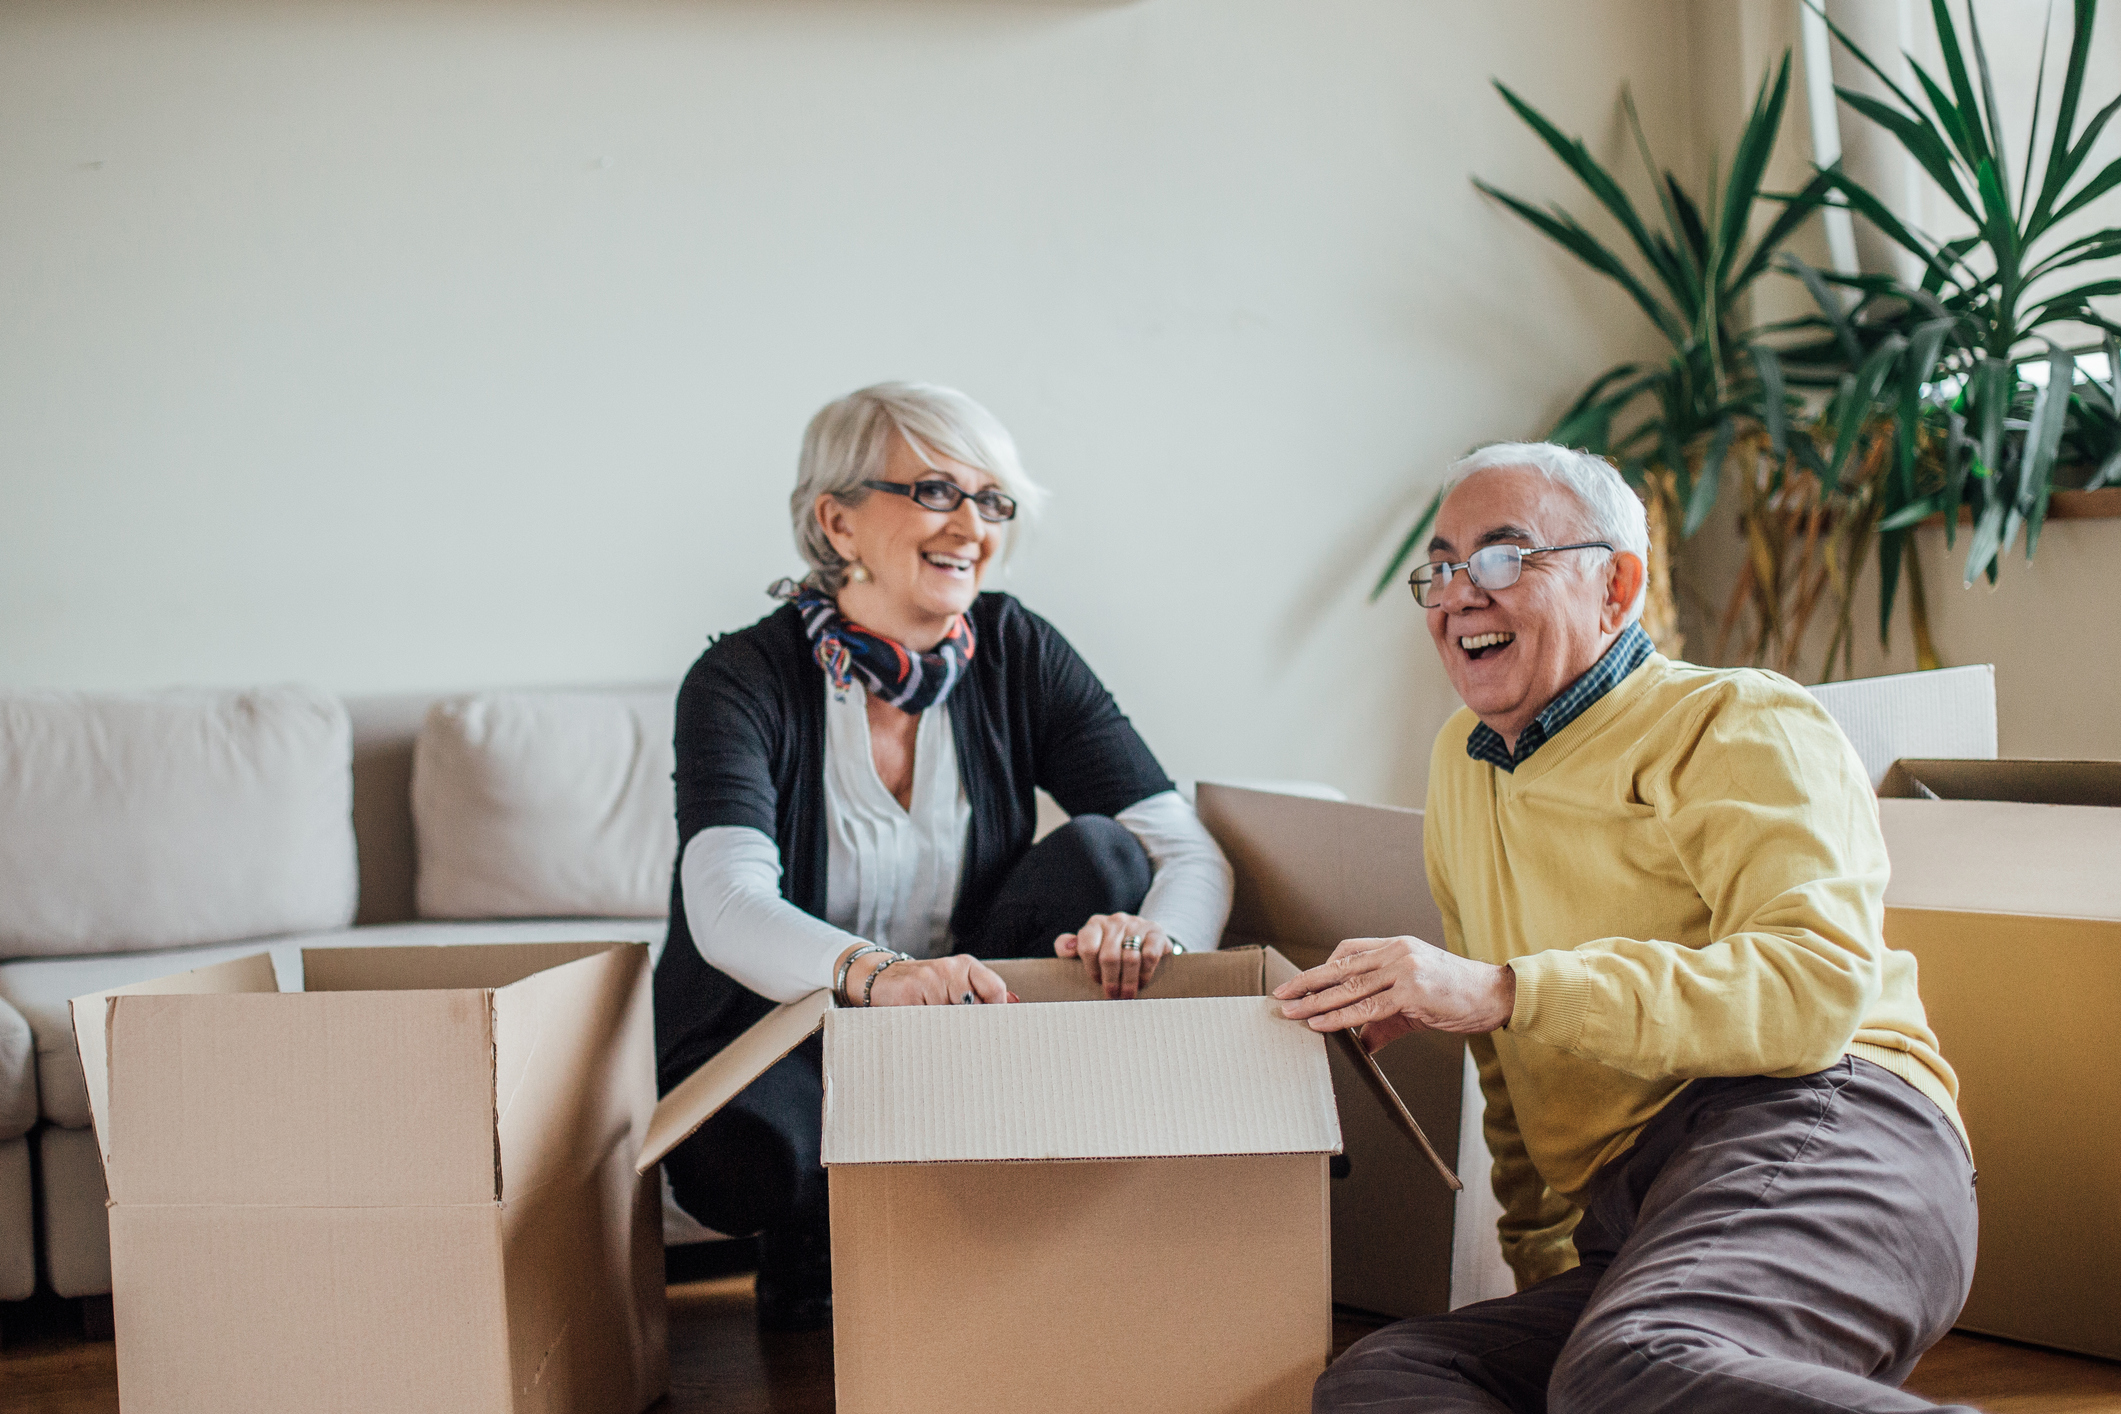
[0,919,665,1129]
[0,687,357,959]
[413,690,676,920]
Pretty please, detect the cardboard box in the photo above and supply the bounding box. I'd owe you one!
[1807,663,1997,786]
[1195,782,1492,1321]
[1875,758,2121,1360]
[71,941,668,1414]
[641,945,1448,1414]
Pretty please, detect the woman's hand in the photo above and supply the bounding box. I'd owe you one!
[1056,913,1173,1000]
[842,948,1009,1007]
[1272,935,1515,1052]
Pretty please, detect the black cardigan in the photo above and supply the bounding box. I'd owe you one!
[652,592,1173,1089]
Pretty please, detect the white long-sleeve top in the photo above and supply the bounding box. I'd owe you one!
[682,683,1233,1003]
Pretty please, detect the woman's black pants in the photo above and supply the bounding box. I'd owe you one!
[660,815,1153,1239]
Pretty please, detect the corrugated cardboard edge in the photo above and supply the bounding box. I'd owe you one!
[819,991,1341,1165]
[489,987,504,1203]
[637,990,833,1174]
[1262,946,1461,1193]
[69,951,280,1168]
[1806,665,1996,788]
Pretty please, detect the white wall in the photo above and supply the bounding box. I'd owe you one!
[0,0,1698,805]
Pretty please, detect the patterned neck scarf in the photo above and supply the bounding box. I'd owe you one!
[779,582,977,714]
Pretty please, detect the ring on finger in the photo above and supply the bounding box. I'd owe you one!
[1121,935,1143,953]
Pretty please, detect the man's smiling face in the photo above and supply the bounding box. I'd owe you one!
[1424,465,1633,749]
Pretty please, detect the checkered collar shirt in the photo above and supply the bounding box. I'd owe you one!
[1465,622,1655,774]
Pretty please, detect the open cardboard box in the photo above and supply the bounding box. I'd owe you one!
[641,942,1453,1414]
[1875,758,2121,1360]
[71,940,668,1414]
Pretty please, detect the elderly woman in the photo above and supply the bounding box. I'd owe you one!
[654,381,1233,1329]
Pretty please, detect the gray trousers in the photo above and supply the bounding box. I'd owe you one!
[1317,1057,1979,1414]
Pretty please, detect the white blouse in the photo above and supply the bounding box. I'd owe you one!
[820,681,970,960]
[681,681,1234,1003]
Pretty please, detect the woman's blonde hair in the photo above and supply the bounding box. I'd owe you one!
[790,382,1048,592]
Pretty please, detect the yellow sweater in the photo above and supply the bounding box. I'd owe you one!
[1425,654,1963,1289]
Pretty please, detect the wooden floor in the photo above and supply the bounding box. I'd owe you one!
[5,1276,2120,1412]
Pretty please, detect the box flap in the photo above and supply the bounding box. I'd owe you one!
[1881,798,2121,920]
[1262,945,1459,1190]
[821,995,1341,1165]
[1197,784,1443,951]
[1879,758,2121,806]
[496,1154,667,1414]
[302,939,622,993]
[488,943,654,1201]
[104,989,500,1206]
[1806,664,1996,788]
[1196,790,1466,1197]
[1262,946,1301,992]
[1331,1032,1462,1191]
[990,948,1263,1003]
[636,989,832,1174]
[68,951,278,1166]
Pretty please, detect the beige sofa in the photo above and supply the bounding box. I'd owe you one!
[0,684,698,1308]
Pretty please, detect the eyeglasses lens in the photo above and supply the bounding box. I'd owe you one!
[1412,545,1525,607]
[1469,545,1524,591]
[910,480,1016,522]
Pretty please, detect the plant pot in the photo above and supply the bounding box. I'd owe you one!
[1925,486,2121,527]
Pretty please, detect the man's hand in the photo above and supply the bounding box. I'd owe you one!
[1272,935,1515,1052]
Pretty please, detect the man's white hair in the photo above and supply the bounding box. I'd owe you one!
[1442,441,1650,623]
[791,381,1049,593]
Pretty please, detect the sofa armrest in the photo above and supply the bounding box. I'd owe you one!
[0,994,34,1142]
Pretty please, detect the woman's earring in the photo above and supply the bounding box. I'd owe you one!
[845,561,871,585]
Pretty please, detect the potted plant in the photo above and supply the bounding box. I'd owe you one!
[1788,0,2121,663]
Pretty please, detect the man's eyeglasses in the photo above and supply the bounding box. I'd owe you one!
[1409,541,1614,608]
[863,478,1019,523]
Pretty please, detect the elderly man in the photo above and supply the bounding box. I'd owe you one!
[1279,443,1976,1414]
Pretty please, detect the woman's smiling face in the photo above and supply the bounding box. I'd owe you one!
[815,432,1004,650]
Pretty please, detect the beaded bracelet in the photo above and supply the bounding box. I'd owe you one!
[834,943,888,1007]
[862,951,915,1007]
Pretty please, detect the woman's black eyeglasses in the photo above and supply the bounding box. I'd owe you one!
[863,478,1018,523]
[1409,541,1613,607]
